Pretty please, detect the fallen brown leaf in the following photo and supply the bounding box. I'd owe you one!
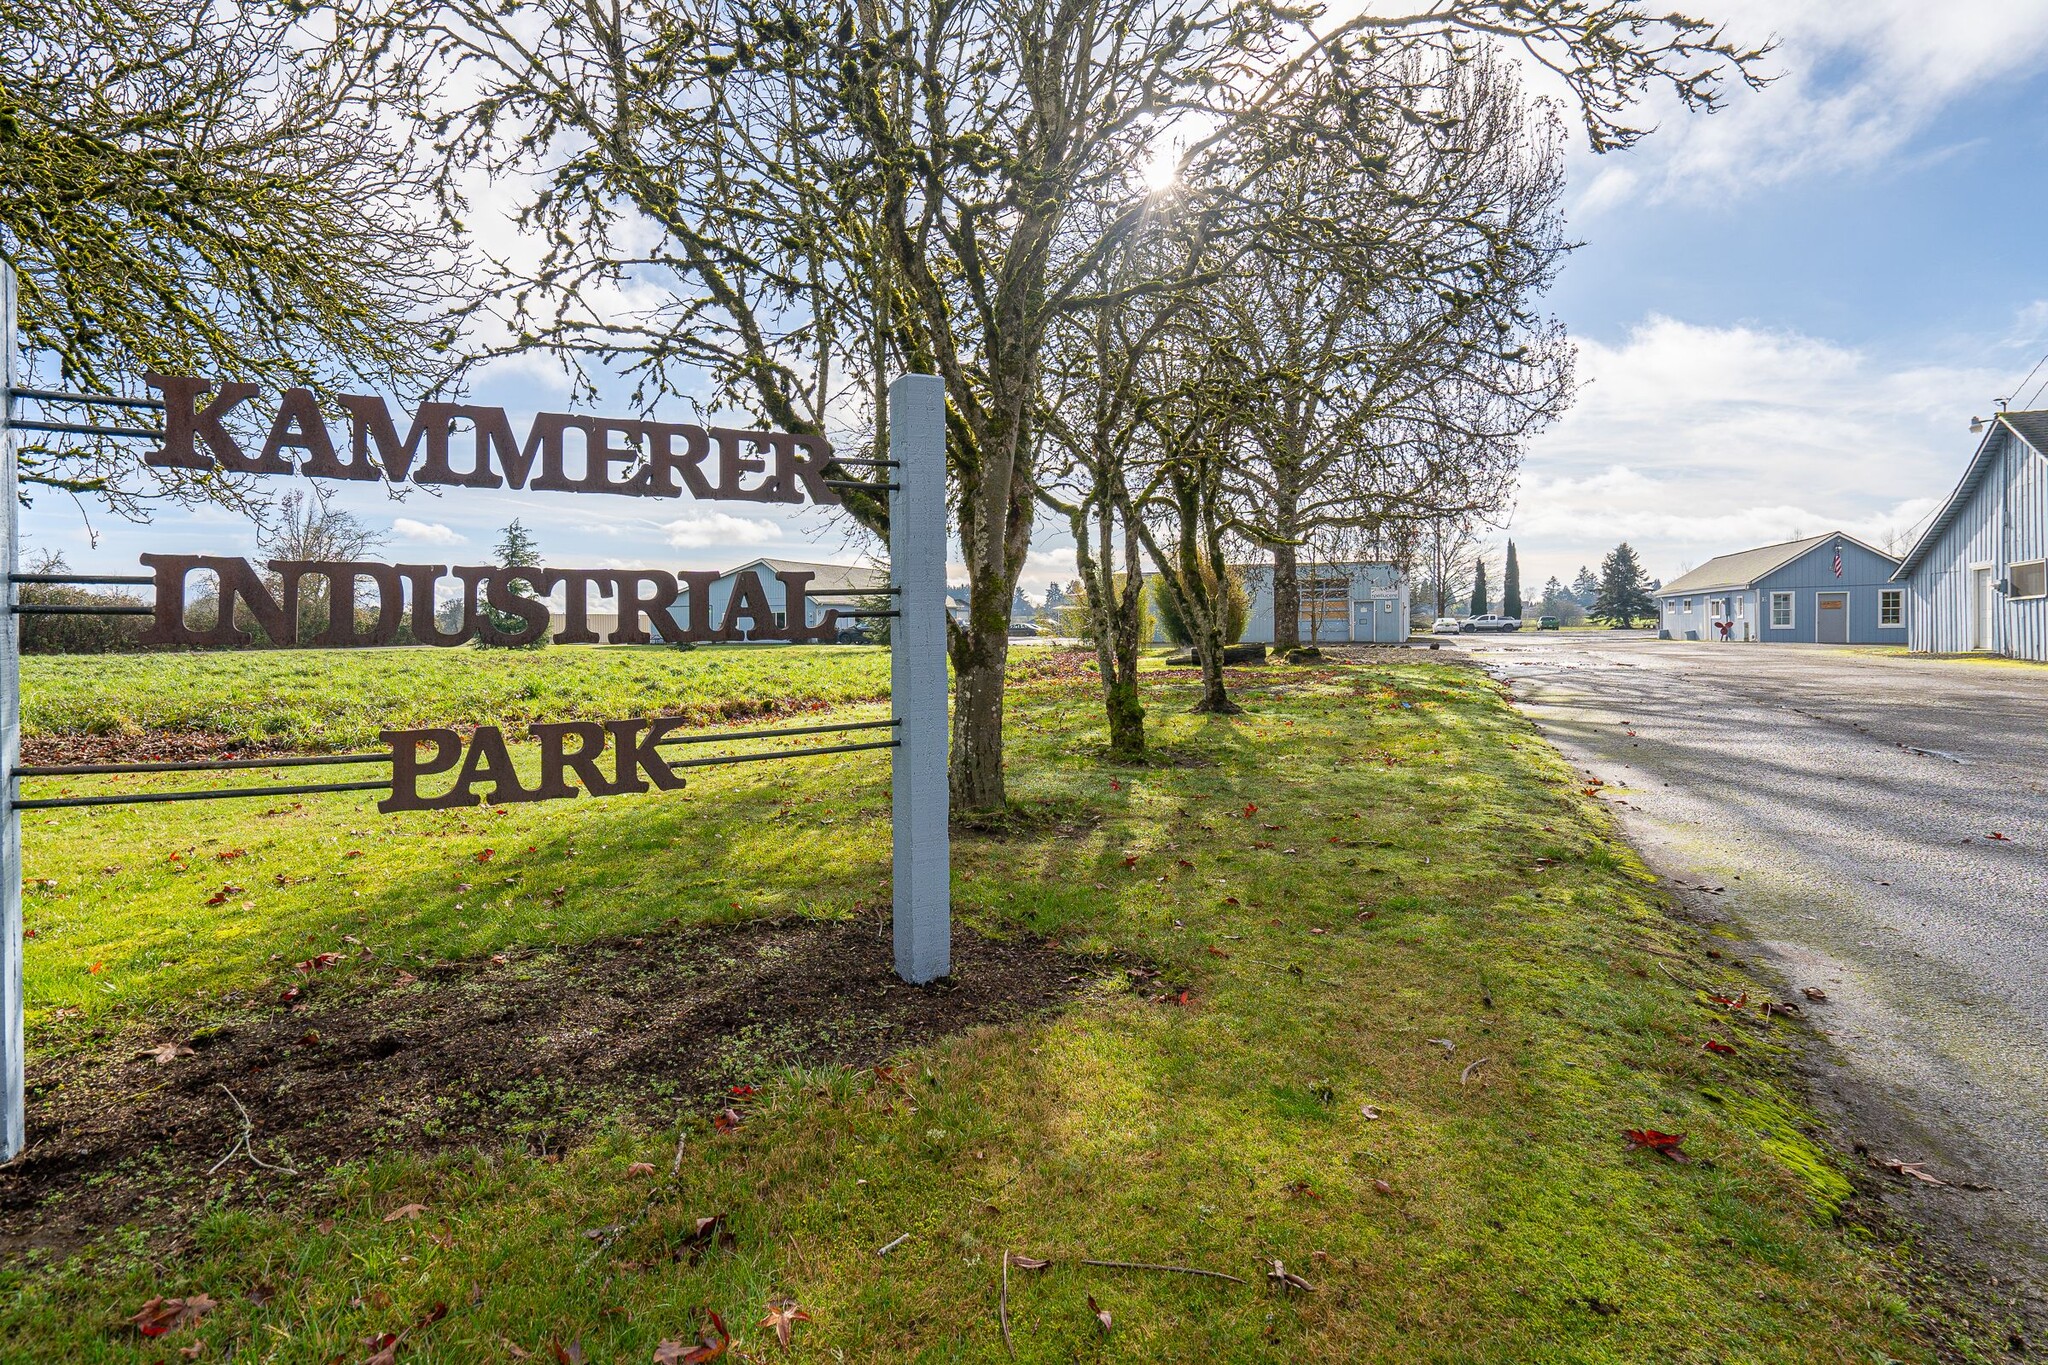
[382,1203,427,1223]
[129,1293,216,1338]
[759,1299,811,1350]
[1087,1294,1112,1334]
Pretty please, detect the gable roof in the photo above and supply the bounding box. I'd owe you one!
[1657,532,1899,597]
[1657,535,1831,596]
[722,557,890,595]
[1893,410,2048,578]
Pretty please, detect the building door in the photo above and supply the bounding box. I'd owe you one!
[1816,592,1848,643]
[1972,566,1994,650]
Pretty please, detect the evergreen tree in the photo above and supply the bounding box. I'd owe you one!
[495,519,542,569]
[1571,565,1599,607]
[1469,558,1489,617]
[1591,543,1655,627]
[480,519,547,648]
[1502,541,1523,620]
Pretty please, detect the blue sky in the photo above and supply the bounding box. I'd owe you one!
[24,1,2048,604]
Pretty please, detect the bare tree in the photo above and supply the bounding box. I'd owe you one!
[1215,46,1572,650]
[339,0,1767,808]
[255,491,390,641]
[2,0,456,515]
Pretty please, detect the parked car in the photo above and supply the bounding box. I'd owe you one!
[1537,616,1560,630]
[1460,614,1523,632]
[1429,617,1464,636]
[1007,621,1040,637]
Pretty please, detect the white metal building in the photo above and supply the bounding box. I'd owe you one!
[1892,411,2048,661]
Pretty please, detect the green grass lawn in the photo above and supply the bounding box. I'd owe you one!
[22,644,893,749]
[1,647,1947,1362]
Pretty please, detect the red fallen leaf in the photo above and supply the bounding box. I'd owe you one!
[1372,1178,1393,1196]
[205,882,247,905]
[1222,896,1240,906]
[712,1108,743,1133]
[1242,803,1257,817]
[550,1339,586,1365]
[295,952,342,973]
[1176,858,1194,868]
[1701,1039,1736,1055]
[1206,945,1230,957]
[87,961,105,975]
[278,986,301,1006]
[20,928,33,940]
[1174,990,1190,1006]
[729,1084,758,1097]
[1623,1129,1690,1162]
[1250,840,1274,850]
[217,848,247,862]
[1109,778,1121,791]
[361,1331,400,1364]
[490,953,509,965]
[475,849,495,863]
[759,1299,811,1350]
[130,1293,218,1337]
[626,1162,657,1178]
[344,850,365,859]
[1988,832,2012,842]
[296,1030,320,1047]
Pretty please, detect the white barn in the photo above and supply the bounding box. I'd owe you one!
[1893,410,2048,661]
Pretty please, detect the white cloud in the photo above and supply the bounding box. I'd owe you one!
[391,518,467,546]
[1560,0,2048,211]
[1507,313,2013,584]
[660,511,782,549]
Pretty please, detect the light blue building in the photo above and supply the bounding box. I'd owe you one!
[1654,533,1907,644]
[1892,410,2048,662]
[1239,561,1409,644]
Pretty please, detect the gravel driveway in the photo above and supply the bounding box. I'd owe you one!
[1461,631,2048,1305]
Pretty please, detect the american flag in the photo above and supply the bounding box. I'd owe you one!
[1833,547,1843,578]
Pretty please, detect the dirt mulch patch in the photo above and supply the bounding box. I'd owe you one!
[19,731,310,768]
[3,918,1113,1256]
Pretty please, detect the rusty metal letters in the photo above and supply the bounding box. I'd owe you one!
[378,717,692,812]
[139,556,840,648]
[142,374,844,506]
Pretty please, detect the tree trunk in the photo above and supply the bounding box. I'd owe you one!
[947,602,1011,811]
[1271,538,1300,652]
[1071,498,1146,757]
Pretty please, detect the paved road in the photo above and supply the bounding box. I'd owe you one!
[1458,631,2048,1297]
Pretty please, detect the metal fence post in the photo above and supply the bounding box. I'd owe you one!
[1,265,22,1160]
[888,374,949,983]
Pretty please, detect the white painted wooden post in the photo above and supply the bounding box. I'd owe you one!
[888,374,949,983]
[1,265,22,1160]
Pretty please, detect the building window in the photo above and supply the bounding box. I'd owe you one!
[1682,597,1692,613]
[1879,588,1904,626]
[1734,597,1746,619]
[2014,561,2047,600]
[773,611,787,629]
[1770,591,1794,628]
[1707,597,1722,616]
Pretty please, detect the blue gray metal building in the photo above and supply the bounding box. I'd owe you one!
[1891,411,2048,662]
[1654,533,1907,644]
